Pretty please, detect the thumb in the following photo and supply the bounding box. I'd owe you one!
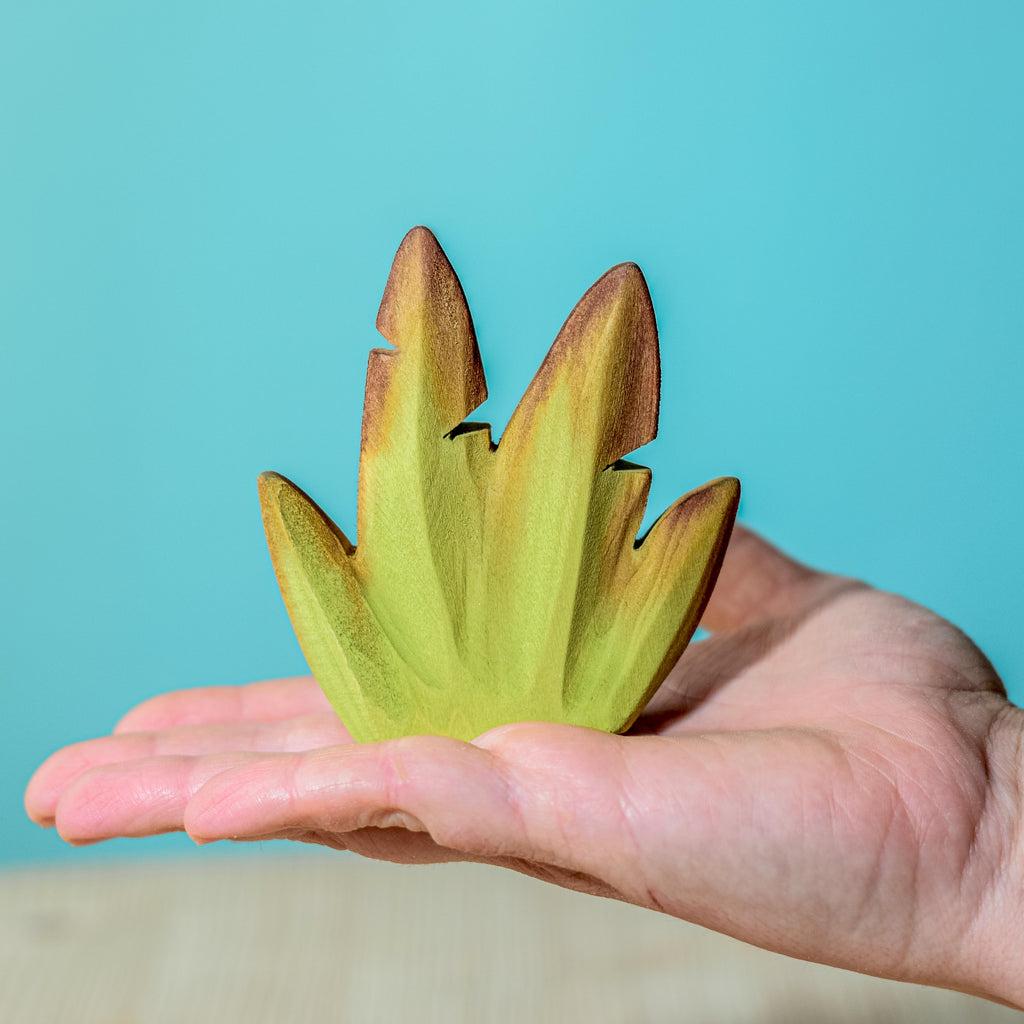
[700,524,834,633]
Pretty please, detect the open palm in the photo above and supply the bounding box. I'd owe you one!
[25,526,1024,1005]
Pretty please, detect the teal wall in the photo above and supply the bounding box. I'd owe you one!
[3,1,1022,865]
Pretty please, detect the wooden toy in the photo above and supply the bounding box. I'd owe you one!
[259,227,739,742]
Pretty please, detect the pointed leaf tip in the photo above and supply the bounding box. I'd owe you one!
[501,258,659,467]
[258,471,355,558]
[375,227,437,341]
[370,225,487,433]
[590,262,660,461]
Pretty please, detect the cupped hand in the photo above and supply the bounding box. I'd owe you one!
[25,526,1024,1006]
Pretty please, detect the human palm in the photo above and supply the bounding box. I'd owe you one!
[25,526,1024,1004]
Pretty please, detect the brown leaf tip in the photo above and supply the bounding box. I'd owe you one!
[550,259,661,463]
[372,226,487,429]
[374,226,453,342]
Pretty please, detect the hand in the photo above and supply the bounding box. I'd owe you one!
[25,526,1024,1007]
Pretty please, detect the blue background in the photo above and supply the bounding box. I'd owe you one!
[2,1,1022,866]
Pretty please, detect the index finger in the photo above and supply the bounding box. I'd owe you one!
[114,676,331,733]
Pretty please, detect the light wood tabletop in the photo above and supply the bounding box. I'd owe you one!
[0,854,1017,1023]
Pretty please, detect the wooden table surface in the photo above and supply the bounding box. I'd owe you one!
[0,854,1017,1023]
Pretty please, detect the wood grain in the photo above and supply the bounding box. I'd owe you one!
[0,855,1015,1023]
[259,227,739,741]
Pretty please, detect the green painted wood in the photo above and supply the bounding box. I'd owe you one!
[259,227,739,742]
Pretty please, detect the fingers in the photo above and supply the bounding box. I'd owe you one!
[114,676,330,733]
[183,724,639,883]
[699,523,835,632]
[36,722,625,874]
[183,735,526,853]
[53,752,268,843]
[27,675,340,829]
[25,712,351,827]
[38,730,522,848]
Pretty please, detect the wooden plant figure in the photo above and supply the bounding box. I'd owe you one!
[258,227,740,742]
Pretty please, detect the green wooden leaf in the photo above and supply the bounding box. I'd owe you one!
[259,227,739,741]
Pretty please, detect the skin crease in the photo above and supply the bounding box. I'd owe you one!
[24,525,1024,1008]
